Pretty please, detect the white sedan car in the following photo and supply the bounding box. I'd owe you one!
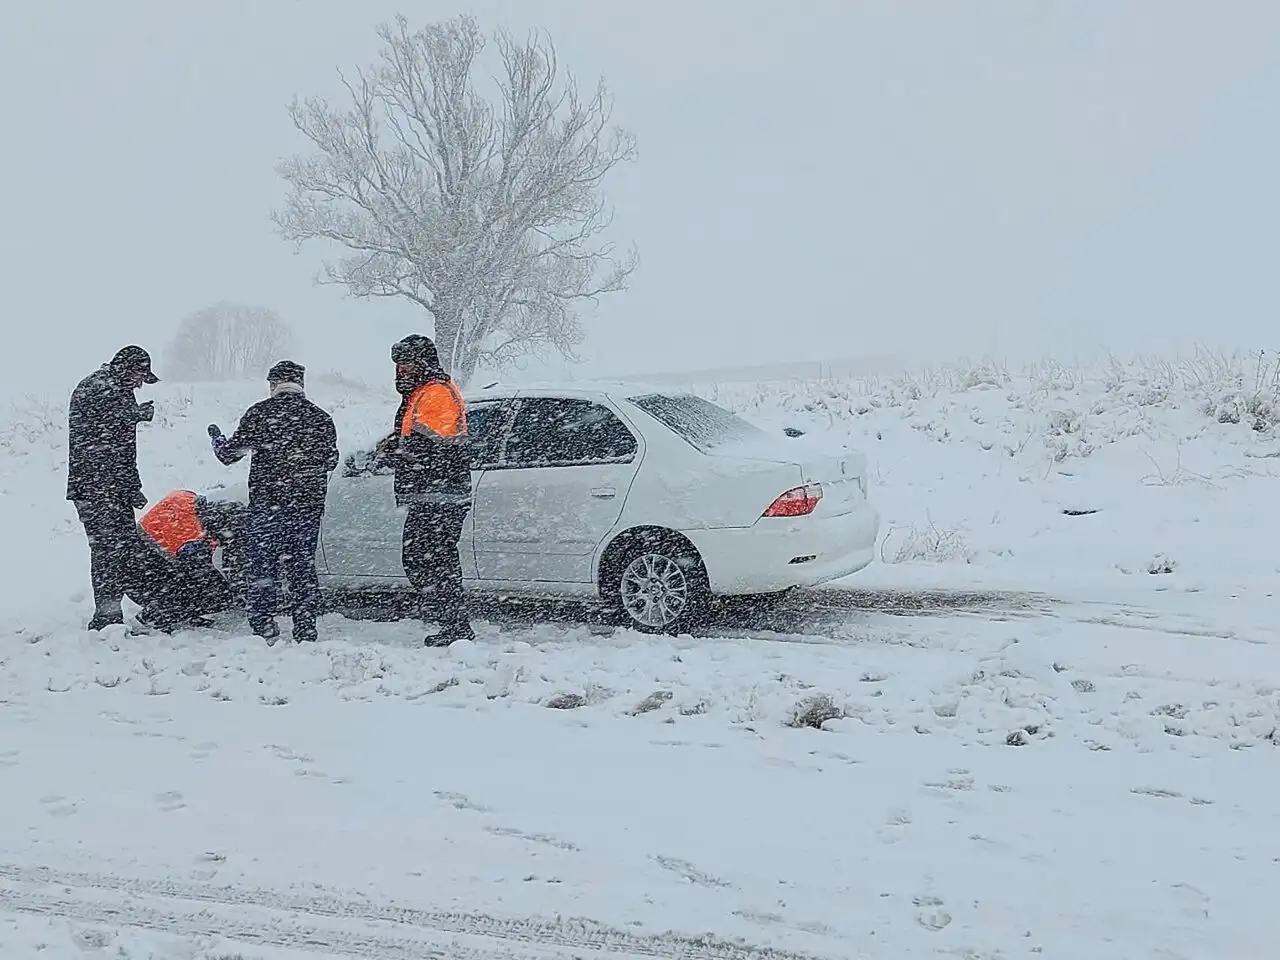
[206,385,880,634]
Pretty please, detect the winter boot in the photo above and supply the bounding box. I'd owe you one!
[87,601,125,632]
[87,610,125,632]
[250,617,281,645]
[292,616,318,643]
[425,618,475,647]
[137,603,182,634]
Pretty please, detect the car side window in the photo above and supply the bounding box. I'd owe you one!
[466,400,512,467]
[503,398,637,467]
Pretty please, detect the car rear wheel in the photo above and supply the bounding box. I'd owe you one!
[601,534,710,635]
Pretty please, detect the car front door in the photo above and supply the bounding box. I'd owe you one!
[321,399,515,582]
[472,397,642,584]
[320,453,404,580]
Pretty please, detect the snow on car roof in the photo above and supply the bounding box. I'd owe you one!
[464,379,682,401]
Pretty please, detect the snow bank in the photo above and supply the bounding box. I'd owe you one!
[697,350,1277,595]
[8,597,1280,755]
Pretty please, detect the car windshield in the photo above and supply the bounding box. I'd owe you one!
[626,393,767,452]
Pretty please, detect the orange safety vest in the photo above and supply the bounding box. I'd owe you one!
[400,379,467,439]
[139,490,211,556]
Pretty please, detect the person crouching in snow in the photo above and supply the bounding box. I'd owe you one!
[134,490,240,628]
[208,361,338,644]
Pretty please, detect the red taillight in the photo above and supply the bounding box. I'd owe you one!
[762,483,823,518]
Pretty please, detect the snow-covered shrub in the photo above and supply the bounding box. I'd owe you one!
[954,358,1011,391]
[787,694,844,729]
[1181,349,1280,433]
[0,395,66,466]
[1044,408,1094,461]
[881,520,974,564]
[1027,358,1086,394]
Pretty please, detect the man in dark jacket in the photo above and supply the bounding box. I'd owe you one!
[66,345,160,631]
[380,334,475,646]
[208,360,338,643]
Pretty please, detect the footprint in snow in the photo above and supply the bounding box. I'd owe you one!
[484,825,579,852]
[650,854,733,889]
[433,790,492,813]
[267,744,314,763]
[1132,786,1183,800]
[40,794,78,817]
[876,807,912,846]
[913,895,952,931]
[155,790,186,812]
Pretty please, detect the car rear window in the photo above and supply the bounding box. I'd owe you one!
[627,393,767,452]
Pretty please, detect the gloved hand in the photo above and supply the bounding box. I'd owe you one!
[208,424,226,450]
[136,400,155,423]
[131,491,147,510]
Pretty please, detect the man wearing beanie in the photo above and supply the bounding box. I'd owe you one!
[379,334,476,646]
[208,360,339,643]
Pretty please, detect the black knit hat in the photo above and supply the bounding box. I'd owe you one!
[391,334,441,370]
[267,360,305,385]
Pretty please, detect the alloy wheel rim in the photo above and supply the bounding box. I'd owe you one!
[619,553,690,628]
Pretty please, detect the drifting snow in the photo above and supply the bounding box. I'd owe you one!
[2,351,1278,958]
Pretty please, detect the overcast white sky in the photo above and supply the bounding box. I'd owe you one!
[2,1,1277,394]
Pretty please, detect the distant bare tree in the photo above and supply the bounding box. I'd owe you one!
[272,14,637,384]
[165,303,294,381]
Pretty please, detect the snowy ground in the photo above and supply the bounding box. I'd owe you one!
[2,352,1279,958]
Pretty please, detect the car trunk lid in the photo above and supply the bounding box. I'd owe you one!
[707,435,867,517]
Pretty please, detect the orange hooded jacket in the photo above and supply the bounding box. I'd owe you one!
[139,490,214,556]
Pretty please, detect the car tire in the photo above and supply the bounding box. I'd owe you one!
[600,534,711,635]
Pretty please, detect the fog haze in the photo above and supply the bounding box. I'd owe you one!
[2,0,1276,395]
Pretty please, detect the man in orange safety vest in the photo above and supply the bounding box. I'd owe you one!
[378,334,475,646]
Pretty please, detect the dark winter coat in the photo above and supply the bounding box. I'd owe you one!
[391,374,473,507]
[66,364,147,503]
[215,389,339,512]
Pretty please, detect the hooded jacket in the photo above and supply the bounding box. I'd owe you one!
[392,370,472,507]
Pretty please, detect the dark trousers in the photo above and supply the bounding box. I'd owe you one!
[171,543,236,618]
[245,506,322,629]
[402,503,470,627]
[73,499,148,618]
[130,543,236,629]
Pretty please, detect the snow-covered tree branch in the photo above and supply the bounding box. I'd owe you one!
[272,14,638,383]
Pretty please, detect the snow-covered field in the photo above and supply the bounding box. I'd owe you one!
[2,351,1278,959]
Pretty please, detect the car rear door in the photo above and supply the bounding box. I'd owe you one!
[472,396,642,584]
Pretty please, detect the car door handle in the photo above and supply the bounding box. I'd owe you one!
[590,486,616,499]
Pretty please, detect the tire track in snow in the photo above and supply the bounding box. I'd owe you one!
[0,862,834,960]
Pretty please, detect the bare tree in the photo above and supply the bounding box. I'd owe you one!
[272,14,637,384]
[165,303,294,381]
